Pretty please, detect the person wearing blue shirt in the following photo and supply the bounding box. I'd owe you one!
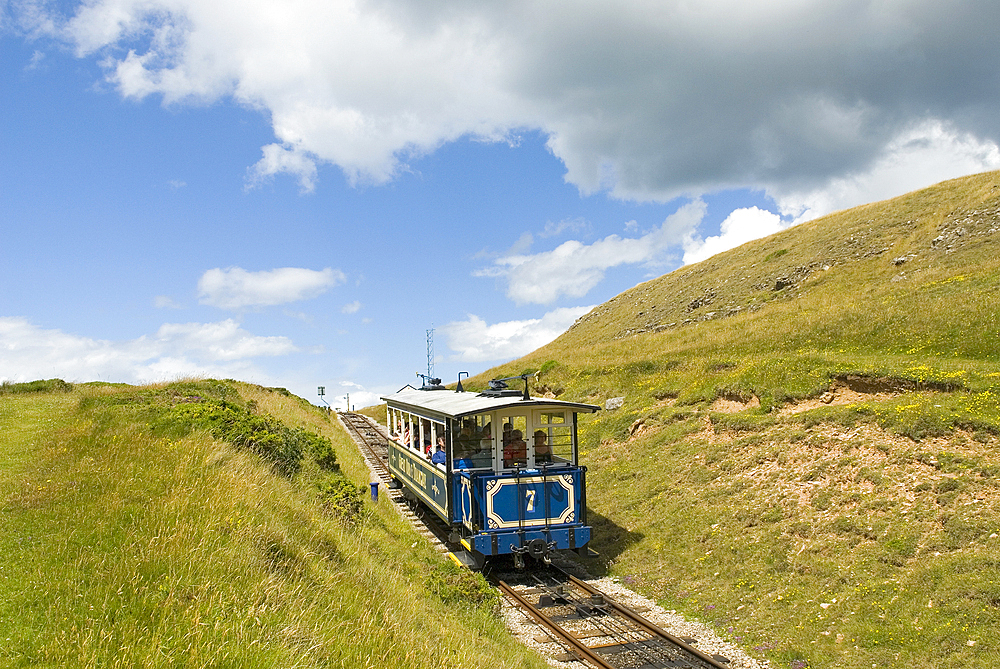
[431,437,447,465]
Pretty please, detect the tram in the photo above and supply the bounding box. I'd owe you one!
[381,375,599,569]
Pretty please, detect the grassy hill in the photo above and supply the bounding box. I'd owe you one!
[465,170,1000,668]
[0,379,544,668]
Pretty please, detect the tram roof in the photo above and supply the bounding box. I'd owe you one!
[381,388,600,420]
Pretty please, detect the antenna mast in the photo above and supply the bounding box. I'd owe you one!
[426,327,435,378]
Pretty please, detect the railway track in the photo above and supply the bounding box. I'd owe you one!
[338,412,736,669]
[496,565,732,668]
[337,411,452,552]
[338,411,394,483]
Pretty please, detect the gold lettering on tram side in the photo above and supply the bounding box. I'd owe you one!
[400,455,428,490]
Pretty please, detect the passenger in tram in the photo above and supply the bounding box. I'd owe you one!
[501,422,513,446]
[431,438,447,465]
[453,423,476,469]
[470,423,493,468]
[455,422,473,455]
[504,429,527,467]
[533,430,551,464]
[421,420,433,454]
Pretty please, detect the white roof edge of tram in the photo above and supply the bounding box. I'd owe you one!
[380,388,600,420]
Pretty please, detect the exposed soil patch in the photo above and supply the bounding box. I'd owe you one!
[629,418,649,439]
[708,422,1000,521]
[780,384,895,416]
[780,375,949,416]
[711,394,760,413]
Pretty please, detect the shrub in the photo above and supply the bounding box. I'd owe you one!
[0,378,73,395]
[936,477,965,493]
[155,397,336,476]
[427,561,499,612]
[538,359,563,375]
[318,476,366,524]
[880,533,918,565]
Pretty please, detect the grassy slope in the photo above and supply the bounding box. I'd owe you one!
[464,171,1000,668]
[0,382,545,668]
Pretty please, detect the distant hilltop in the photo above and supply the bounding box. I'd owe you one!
[568,170,1000,343]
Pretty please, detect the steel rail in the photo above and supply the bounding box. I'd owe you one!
[527,572,701,669]
[339,412,456,550]
[341,416,728,668]
[567,574,730,669]
[497,580,614,669]
[339,412,392,482]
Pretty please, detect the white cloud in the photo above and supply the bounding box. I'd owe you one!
[153,295,182,309]
[245,144,318,194]
[26,50,45,70]
[441,305,594,363]
[478,200,706,304]
[198,266,345,310]
[153,320,296,360]
[507,231,534,255]
[168,179,186,189]
[0,316,295,385]
[540,217,589,238]
[29,1,1000,201]
[341,300,361,314]
[677,123,1000,264]
[335,380,382,410]
[682,207,787,265]
[771,120,1000,223]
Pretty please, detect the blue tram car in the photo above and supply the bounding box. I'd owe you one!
[381,378,599,569]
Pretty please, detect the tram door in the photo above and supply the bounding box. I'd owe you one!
[498,413,527,469]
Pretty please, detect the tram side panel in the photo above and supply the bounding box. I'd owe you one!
[387,440,449,520]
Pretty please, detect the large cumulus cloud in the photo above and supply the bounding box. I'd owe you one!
[20,0,1000,201]
[0,317,296,384]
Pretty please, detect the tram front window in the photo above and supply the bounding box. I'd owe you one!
[500,414,527,468]
[454,412,493,469]
[537,411,572,464]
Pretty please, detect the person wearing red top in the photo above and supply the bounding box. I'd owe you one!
[503,429,527,467]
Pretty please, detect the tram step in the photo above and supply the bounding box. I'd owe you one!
[447,550,480,569]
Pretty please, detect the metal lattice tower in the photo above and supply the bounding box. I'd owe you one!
[426,327,435,378]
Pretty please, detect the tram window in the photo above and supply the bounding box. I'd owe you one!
[389,409,400,441]
[455,412,493,469]
[428,419,444,463]
[500,414,527,468]
[537,411,572,464]
[420,419,433,454]
[405,412,419,452]
[392,409,406,445]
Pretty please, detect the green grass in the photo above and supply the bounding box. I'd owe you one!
[0,382,545,668]
[459,170,1000,668]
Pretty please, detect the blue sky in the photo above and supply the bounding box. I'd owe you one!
[3,1,1000,408]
